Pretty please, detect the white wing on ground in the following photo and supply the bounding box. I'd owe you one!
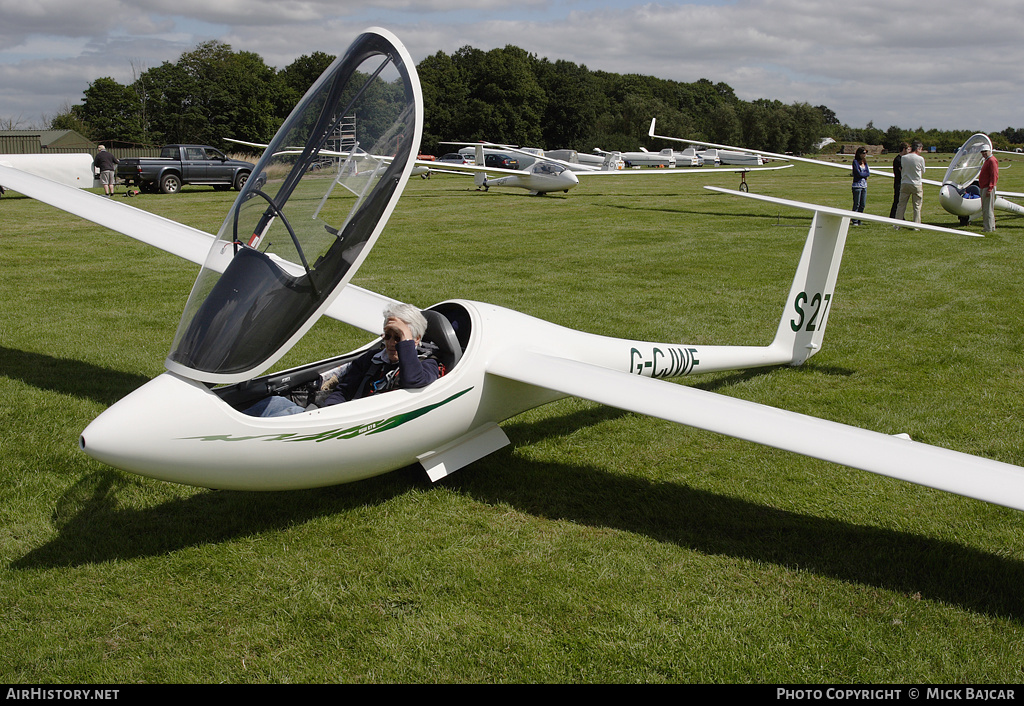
[487,349,1024,512]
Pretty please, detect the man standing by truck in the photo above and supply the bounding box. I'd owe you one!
[93,145,120,198]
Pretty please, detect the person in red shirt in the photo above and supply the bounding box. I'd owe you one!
[978,145,999,232]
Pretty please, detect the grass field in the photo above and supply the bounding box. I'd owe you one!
[2,154,1023,683]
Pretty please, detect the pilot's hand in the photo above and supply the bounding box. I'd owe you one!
[384,317,414,342]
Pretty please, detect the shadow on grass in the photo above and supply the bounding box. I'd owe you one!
[11,465,426,570]
[10,366,1021,621]
[693,364,856,392]
[582,199,807,222]
[463,406,1024,622]
[0,346,150,405]
[569,188,809,219]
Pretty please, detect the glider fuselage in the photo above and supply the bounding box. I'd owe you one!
[79,297,794,491]
[484,165,581,194]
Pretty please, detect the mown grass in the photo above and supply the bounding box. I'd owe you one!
[1,155,1023,683]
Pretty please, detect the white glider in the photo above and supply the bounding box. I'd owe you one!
[435,141,791,195]
[3,29,1024,520]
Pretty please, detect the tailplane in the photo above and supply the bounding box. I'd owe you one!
[702,187,977,367]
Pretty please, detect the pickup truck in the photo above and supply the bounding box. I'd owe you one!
[117,144,255,194]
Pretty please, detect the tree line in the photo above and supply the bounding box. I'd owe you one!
[51,41,1024,157]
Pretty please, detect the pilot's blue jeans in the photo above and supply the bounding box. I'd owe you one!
[245,396,306,417]
[852,186,866,222]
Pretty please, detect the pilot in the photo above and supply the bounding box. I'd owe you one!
[244,303,440,417]
[321,303,440,406]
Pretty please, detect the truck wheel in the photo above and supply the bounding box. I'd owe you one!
[234,171,250,190]
[160,174,181,194]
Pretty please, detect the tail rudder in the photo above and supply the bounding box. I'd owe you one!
[771,211,849,366]
[601,151,623,171]
[474,144,487,188]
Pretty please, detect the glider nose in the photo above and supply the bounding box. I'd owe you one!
[938,184,977,217]
[79,372,217,482]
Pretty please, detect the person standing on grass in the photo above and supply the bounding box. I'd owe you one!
[889,142,909,218]
[851,147,869,225]
[896,141,926,225]
[978,145,999,232]
[92,145,119,198]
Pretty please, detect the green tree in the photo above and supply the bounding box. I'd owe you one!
[883,125,907,152]
[141,51,214,145]
[139,41,282,146]
[220,50,284,143]
[787,102,825,154]
[816,105,840,126]
[418,50,468,155]
[458,46,547,147]
[535,59,598,151]
[77,77,145,143]
[49,105,92,136]
[707,102,742,145]
[55,39,999,161]
[861,121,885,146]
[279,52,337,109]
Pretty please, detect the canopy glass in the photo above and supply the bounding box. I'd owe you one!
[166,30,422,384]
[943,133,992,190]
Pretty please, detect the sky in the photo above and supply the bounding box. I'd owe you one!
[1,0,1021,136]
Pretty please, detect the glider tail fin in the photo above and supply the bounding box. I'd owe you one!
[473,144,487,188]
[705,183,971,367]
[771,211,850,366]
[601,151,622,171]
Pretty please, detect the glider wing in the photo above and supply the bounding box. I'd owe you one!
[487,349,1024,512]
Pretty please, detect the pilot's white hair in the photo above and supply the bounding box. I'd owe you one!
[383,303,428,340]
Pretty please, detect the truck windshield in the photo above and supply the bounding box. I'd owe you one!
[165,30,422,384]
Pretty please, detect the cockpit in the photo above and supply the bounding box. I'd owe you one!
[943,134,993,191]
[215,301,472,413]
[530,161,567,176]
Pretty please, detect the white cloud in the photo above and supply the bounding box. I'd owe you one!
[1,0,1022,132]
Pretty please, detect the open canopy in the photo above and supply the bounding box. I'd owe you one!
[942,133,992,190]
[165,29,423,385]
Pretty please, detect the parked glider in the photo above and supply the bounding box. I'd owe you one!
[437,141,791,195]
[649,119,1024,226]
[593,146,676,168]
[4,28,1024,517]
[936,133,1024,224]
